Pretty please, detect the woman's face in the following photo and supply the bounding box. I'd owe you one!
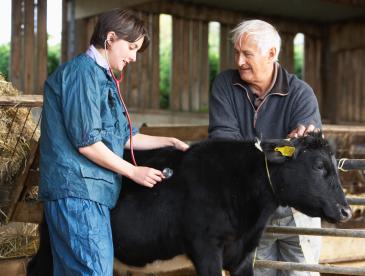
[107,35,144,71]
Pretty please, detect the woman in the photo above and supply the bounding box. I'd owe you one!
[39,9,188,275]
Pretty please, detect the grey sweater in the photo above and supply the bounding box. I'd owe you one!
[208,64,321,218]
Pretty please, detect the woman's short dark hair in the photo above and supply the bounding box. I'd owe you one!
[90,9,150,52]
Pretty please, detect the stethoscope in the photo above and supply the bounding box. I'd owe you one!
[103,39,174,179]
[104,39,138,166]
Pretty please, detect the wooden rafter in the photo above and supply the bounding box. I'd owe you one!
[322,0,365,7]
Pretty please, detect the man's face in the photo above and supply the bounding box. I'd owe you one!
[234,34,274,84]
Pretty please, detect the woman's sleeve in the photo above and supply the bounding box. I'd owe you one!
[61,65,103,148]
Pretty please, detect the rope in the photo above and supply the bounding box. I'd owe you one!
[337,158,349,172]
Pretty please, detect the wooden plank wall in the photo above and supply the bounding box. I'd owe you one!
[279,32,295,74]
[329,21,365,123]
[171,16,209,111]
[219,24,235,72]
[304,34,323,109]
[10,0,47,94]
[68,1,365,123]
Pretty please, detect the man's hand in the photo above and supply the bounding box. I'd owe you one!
[288,124,320,138]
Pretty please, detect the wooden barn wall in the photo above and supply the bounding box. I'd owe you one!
[10,0,47,94]
[171,17,209,111]
[70,0,327,113]
[328,21,365,123]
[220,24,235,72]
[304,35,323,109]
[73,12,160,110]
[132,0,323,112]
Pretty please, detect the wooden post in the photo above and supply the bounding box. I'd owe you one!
[199,22,209,111]
[36,0,47,94]
[171,16,183,111]
[61,0,69,63]
[24,0,35,94]
[10,0,23,90]
[279,32,295,74]
[151,13,160,109]
[304,35,322,109]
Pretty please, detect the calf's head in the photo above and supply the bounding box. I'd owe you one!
[261,132,351,223]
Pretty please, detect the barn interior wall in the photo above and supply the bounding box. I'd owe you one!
[10,0,47,94]
[69,0,365,124]
[327,20,365,123]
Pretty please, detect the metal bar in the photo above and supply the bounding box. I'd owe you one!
[337,158,365,171]
[266,226,365,238]
[347,197,365,205]
[255,260,365,275]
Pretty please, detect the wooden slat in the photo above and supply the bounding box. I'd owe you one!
[0,95,43,107]
[36,0,47,94]
[24,0,35,94]
[7,141,39,221]
[10,0,23,90]
[219,24,229,72]
[133,1,322,36]
[75,18,87,54]
[304,35,322,108]
[151,13,160,109]
[11,201,43,224]
[190,20,200,111]
[140,125,208,141]
[279,32,294,74]
[140,13,150,109]
[181,19,190,111]
[61,0,69,63]
[199,22,209,111]
[171,16,183,110]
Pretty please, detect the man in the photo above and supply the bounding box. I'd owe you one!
[208,19,321,276]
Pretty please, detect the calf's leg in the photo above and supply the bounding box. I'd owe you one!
[186,240,223,276]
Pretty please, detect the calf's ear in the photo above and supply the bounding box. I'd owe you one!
[260,140,296,163]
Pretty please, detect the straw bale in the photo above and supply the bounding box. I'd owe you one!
[0,75,40,223]
[0,222,39,259]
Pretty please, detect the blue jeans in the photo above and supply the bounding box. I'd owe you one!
[44,197,113,276]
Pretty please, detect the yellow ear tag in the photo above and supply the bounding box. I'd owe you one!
[274,146,295,157]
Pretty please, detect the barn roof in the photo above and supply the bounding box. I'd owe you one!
[76,0,365,23]
[177,0,365,23]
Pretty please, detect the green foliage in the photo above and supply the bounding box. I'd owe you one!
[294,44,304,79]
[0,43,10,80]
[159,14,172,109]
[0,42,60,82]
[47,43,61,76]
[208,22,220,89]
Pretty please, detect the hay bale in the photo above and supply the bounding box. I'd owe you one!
[0,75,40,223]
[0,222,39,259]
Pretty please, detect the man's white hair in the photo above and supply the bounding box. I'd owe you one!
[231,19,281,61]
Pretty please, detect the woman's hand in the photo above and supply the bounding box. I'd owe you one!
[171,138,189,151]
[129,166,165,188]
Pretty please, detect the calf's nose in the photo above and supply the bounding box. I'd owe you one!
[339,205,352,222]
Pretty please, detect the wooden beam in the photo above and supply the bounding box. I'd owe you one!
[140,125,208,141]
[24,0,35,94]
[0,95,43,107]
[133,0,322,36]
[36,0,47,94]
[61,0,69,62]
[322,0,365,7]
[7,141,39,221]
[151,13,160,109]
[10,0,23,90]
[11,201,43,224]
[199,22,209,111]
